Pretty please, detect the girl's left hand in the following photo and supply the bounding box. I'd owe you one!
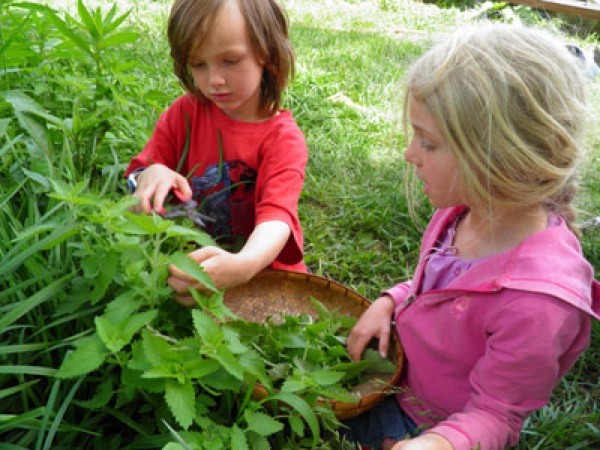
[391,434,453,450]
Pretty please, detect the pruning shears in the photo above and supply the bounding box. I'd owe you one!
[160,189,216,229]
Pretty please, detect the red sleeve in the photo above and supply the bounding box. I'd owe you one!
[255,113,307,267]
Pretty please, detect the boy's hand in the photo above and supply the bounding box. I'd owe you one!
[167,246,254,306]
[131,164,192,214]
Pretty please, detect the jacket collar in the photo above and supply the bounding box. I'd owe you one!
[414,207,600,320]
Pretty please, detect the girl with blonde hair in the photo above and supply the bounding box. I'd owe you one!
[345,22,600,450]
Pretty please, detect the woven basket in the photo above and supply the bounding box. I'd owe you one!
[223,269,404,420]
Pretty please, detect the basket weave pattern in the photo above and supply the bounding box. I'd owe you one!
[223,269,404,419]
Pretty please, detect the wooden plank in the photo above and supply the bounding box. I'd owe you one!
[505,0,600,19]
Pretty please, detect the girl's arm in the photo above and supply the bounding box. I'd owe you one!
[167,220,290,305]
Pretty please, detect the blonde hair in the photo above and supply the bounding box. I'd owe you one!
[168,0,295,116]
[403,23,588,232]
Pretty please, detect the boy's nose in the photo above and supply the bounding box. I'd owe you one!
[209,69,225,87]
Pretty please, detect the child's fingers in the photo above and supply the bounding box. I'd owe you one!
[173,177,193,200]
[378,325,391,359]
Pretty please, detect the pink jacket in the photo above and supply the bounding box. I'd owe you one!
[386,206,600,450]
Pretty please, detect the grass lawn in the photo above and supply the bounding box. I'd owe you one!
[1,0,599,448]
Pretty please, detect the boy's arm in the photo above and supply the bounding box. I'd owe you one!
[168,220,290,304]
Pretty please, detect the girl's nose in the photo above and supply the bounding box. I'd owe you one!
[404,138,419,165]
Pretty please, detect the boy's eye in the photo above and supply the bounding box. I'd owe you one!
[224,58,239,65]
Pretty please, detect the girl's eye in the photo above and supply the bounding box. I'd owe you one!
[191,61,206,69]
[419,137,435,151]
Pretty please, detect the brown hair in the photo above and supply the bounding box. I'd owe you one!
[167,0,295,116]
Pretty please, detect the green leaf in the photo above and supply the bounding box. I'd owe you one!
[1,225,78,277]
[96,310,157,353]
[230,424,249,450]
[280,379,307,393]
[262,392,320,447]
[77,0,100,40]
[191,310,221,343]
[141,329,177,366]
[243,410,283,437]
[0,274,72,333]
[74,379,114,409]
[362,348,397,374]
[165,379,195,430]
[212,344,245,381]
[99,31,139,49]
[309,370,345,386]
[288,413,305,438]
[56,335,107,379]
[171,252,217,292]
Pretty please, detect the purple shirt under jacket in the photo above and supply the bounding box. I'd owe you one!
[385,206,600,450]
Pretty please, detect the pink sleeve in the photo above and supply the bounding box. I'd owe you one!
[384,281,412,308]
[428,294,591,450]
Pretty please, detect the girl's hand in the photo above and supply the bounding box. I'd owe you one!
[167,246,252,306]
[392,434,453,450]
[131,164,192,214]
[347,295,396,361]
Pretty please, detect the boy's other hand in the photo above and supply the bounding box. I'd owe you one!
[130,164,192,214]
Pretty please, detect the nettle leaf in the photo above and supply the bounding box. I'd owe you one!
[212,343,245,381]
[362,348,397,374]
[119,211,172,235]
[56,334,107,378]
[121,366,165,394]
[230,424,249,450]
[191,310,221,344]
[288,413,305,437]
[202,367,241,391]
[141,329,178,366]
[309,370,345,387]
[280,379,307,393]
[74,379,114,409]
[222,327,248,354]
[104,290,143,323]
[244,410,284,437]
[317,386,360,403]
[167,224,217,247]
[246,433,270,450]
[171,252,217,292]
[277,329,307,349]
[192,290,237,321]
[96,310,157,353]
[165,379,196,430]
[238,351,271,390]
[185,357,221,380]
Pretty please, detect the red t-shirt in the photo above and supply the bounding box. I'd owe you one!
[125,95,307,270]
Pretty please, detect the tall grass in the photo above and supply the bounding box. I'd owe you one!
[1,0,599,448]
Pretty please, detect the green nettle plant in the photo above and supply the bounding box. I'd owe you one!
[3,180,370,448]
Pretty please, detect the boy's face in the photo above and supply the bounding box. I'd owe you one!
[188,2,265,122]
[405,96,468,209]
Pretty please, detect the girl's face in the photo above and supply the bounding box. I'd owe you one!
[188,2,265,122]
[405,96,467,208]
